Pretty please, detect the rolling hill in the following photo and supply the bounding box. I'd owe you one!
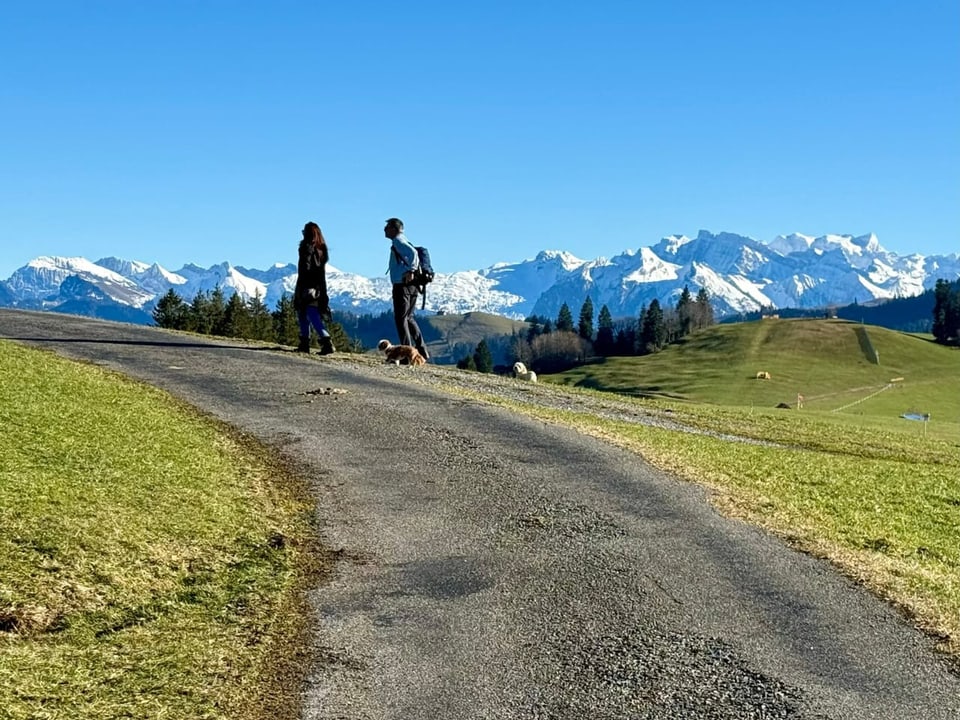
[549,318,960,424]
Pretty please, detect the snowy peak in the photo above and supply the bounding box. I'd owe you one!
[6,256,155,308]
[769,233,816,256]
[1,231,958,323]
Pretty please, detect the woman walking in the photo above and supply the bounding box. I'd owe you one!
[294,221,335,355]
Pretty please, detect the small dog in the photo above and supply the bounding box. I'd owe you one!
[378,339,426,366]
[513,361,537,382]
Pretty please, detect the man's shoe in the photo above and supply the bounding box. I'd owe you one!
[295,336,310,353]
[416,345,429,362]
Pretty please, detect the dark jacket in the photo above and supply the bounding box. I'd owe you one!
[294,239,329,313]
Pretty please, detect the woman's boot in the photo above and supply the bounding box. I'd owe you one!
[296,335,310,353]
[319,336,336,355]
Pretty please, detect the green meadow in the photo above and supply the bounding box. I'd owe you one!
[0,340,321,720]
[556,318,960,432]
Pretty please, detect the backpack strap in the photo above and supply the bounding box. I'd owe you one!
[391,245,419,269]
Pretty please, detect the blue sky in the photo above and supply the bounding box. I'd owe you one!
[2,1,957,280]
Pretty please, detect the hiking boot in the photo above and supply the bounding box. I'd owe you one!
[318,337,336,355]
[416,345,429,362]
[296,335,310,353]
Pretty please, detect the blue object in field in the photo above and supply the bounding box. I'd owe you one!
[901,412,930,421]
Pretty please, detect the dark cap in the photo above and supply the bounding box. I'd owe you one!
[385,217,404,231]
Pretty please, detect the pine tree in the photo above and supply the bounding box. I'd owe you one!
[457,354,478,371]
[207,287,228,336]
[932,279,953,344]
[578,297,594,340]
[152,289,188,329]
[595,304,615,356]
[326,317,354,352]
[247,291,273,341]
[223,293,252,338]
[676,285,693,337]
[556,303,574,333]
[187,290,212,334]
[640,299,666,354]
[949,287,960,343]
[272,294,300,347]
[473,338,493,373]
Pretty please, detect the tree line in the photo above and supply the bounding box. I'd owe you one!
[459,286,715,373]
[151,287,358,351]
[932,278,960,345]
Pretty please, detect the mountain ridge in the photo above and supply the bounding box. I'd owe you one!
[2,231,957,324]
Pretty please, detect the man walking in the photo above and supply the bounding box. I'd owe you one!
[385,217,428,360]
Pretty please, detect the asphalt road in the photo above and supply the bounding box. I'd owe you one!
[2,309,958,719]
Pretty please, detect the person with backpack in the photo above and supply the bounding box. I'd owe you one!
[385,217,428,361]
[294,221,335,355]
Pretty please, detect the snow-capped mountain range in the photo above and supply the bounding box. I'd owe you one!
[2,230,958,324]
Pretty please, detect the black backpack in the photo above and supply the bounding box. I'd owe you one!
[394,245,435,308]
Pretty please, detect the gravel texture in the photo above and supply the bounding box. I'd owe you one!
[2,310,958,720]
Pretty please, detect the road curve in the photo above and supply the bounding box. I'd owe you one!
[2,309,957,720]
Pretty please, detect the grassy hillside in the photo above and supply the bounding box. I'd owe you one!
[421,311,528,363]
[551,318,960,429]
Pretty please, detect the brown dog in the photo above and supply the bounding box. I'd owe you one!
[378,339,426,366]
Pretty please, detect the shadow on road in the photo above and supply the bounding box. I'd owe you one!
[1,336,284,352]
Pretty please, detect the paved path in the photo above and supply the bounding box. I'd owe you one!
[2,309,958,719]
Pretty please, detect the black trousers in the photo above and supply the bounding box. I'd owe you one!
[392,283,424,349]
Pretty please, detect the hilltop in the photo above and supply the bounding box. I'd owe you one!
[549,318,960,423]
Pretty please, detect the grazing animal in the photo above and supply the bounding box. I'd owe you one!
[513,361,538,383]
[378,339,426,366]
[756,371,771,380]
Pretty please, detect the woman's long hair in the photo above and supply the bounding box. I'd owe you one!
[303,221,326,250]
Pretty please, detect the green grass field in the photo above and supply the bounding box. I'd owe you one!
[0,340,321,720]
[553,319,960,438]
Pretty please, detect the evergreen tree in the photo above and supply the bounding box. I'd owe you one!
[272,294,300,347]
[152,289,188,329]
[578,296,594,340]
[247,291,273,341]
[207,287,228,336]
[525,315,544,343]
[542,318,553,334]
[473,338,493,373]
[555,303,574,333]
[457,354,477,371]
[676,285,693,337]
[326,317,355,352]
[595,304,615,356]
[222,292,252,338]
[614,324,637,356]
[186,290,213,334]
[640,299,666,353]
[950,287,960,343]
[932,279,953,344]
